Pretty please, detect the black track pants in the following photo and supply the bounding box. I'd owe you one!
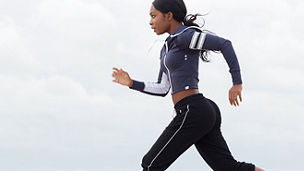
[141,93,255,171]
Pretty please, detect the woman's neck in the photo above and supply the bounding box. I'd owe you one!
[168,22,183,35]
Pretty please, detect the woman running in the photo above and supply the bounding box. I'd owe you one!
[112,0,264,170]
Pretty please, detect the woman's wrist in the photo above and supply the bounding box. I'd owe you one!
[128,79,133,87]
[231,71,242,85]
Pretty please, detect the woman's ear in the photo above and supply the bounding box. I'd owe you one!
[166,11,174,21]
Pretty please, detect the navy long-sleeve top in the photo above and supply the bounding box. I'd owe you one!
[129,25,242,97]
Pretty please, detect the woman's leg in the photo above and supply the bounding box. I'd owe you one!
[194,99,256,171]
[142,95,217,170]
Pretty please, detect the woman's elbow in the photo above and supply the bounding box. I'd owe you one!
[221,39,233,49]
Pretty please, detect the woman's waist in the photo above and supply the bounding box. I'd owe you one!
[172,88,201,106]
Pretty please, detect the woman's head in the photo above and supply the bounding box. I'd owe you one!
[149,5,172,35]
[149,0,202,35]
[152,0,187,22]
[149,0,186,35]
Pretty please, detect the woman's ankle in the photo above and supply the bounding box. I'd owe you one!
[255,166,264,171]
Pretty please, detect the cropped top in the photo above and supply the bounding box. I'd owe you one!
[129,25,242,97]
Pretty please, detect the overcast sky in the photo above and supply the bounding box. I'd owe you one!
[0,0,303,170]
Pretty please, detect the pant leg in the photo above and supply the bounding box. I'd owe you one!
[194,99,255,171]
[142,97,217,171]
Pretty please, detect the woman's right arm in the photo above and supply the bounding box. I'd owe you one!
[112,67,171,97]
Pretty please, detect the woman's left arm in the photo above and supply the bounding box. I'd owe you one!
[202,33,243,106]
[195,33,242,85]
[179,30,243,106]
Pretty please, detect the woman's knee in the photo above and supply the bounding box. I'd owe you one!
[141,154,150,169]
[211,160,255,171]
[235,162,255,171]
[141,153,168,171]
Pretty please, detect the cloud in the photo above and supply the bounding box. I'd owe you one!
[0,0,303,170]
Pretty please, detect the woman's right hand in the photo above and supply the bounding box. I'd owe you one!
[112,67,133,87]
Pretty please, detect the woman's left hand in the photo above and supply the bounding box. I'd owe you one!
[229,84,242,106]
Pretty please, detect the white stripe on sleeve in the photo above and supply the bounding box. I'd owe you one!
[196,32,206,49]
[144,73,170,95]
[189,32,200,49]
[189,32,207,50]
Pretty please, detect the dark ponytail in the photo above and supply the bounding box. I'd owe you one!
[184,13,210,62]
[183,14,201,27]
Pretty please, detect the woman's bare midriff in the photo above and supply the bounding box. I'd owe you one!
[172,88,199,105]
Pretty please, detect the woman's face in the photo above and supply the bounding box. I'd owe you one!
[149,5,170,35]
